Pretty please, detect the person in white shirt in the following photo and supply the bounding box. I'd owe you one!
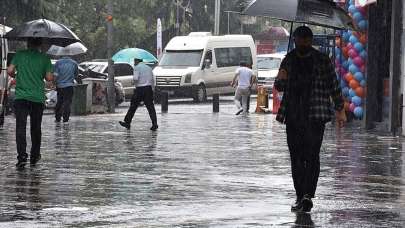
[231,62,255,115]
[119,58,158,131]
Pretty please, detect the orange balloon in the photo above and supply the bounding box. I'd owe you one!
[360,34,367,45]
[349,79,360,89]
[355,86,364,97]
[345,73,354,83]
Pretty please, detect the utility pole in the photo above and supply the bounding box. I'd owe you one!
[214,0,220,35]
[176,0,180,35]
[106,1,115,113]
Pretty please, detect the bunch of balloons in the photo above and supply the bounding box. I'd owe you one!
[335,0,368,119]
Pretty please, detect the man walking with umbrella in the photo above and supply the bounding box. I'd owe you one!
[7,38,53,169]
[119,58,158,131]
[274,26,346,212]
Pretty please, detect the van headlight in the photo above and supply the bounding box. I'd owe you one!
[184,73,192,83]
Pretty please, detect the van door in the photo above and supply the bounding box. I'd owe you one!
[200,49,219,96]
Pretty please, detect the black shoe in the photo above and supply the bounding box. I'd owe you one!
[63,119,69,123]
[235,109,243,115]
[291,198,303,212]
[301,195,313,212]
[16,160,27,169]
[55,119,61,123]
[30,155,41,166]
[150,125,158,131]
[119,121,131,130]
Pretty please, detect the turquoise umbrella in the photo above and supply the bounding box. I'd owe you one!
[112,48,158,64]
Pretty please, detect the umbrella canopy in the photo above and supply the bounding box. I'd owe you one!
[5,19,81,47]
[0,24,12,36]
[112,48,158,64]
[244,0,355,30]
[47,42,87,56]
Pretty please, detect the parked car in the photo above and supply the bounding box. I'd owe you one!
[256,52,285,92]
[153,32,258,102]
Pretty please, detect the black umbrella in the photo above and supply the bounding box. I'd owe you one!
[244,0,355,30]
[5,19,81,47]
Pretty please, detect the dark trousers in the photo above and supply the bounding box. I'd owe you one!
[0,92,6,127]
[124,86,157,126]
[286,121,325,200]
[14,100,44,162]
[55,86,73,122]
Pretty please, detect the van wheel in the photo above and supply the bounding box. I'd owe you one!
[193,84,207,103]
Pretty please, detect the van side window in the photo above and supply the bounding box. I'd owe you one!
[204,50,212,63]
[215,47,252,68]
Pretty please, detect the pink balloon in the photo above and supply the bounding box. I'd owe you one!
[349,103,356,112]
[348,49,359,58]
[347,43,354,50]
[357,7,367,16]
[353,57,364,67]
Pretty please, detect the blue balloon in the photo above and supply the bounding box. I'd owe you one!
[349,88,356,98]
[360,80,366,87]
[352,96,362,106]
[354,42,364,52]
[353,12,364,23]
[336,54,342,61]
[358,20,368,31]
[348,58,353,65]
[348,5,357,14]
[354,72,364,81]
[360,50,367,59]
[354,107,364,118]
[349,35,359,44]
[343,32,351,42]
[341,79,348,88]
[335,47,341,55]
[349,0,355,5]
[349,64,359,74]
[342,61,349,70]
[342,87,350,97]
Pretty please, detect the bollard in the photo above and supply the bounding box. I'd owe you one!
[161,92,168,113]
[213,94,219,113]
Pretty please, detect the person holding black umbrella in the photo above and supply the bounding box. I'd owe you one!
[274,26,346,212]
[7,38,54,169]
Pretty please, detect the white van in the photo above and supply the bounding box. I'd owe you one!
[153,32,257,102]
[257,52,286,92]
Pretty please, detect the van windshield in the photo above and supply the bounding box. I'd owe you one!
[159,50,203,67]
[257,57,282,70]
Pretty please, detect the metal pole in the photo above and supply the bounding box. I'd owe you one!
[227,11,230,34]
[214,0,220,35]
[106,1,115,113]
[287,22,294,52]
[176,0,180,36]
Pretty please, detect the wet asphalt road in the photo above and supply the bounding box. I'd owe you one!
[0,98,405,227]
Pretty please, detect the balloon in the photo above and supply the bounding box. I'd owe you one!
[349,88,356,98]
[342,87,350,97]
[353,12,364,23]
[349,103,356,112]
[344,101,351,111]
[354,72,364,81]
[360,50,367,59]
[348,5,357,14]
[349,79,360,89]
[357,7,367,15]
[348,49,359,58]
[348,58,353,65]
[360,34,367,45]
[342,60,349,70]
[349,35,359,44]
[353,57,364,67]
[347,43,354,50]
[358,20,368,31]
[342,47,349,58]
[343,32,351,42]
[355,86,365,97]
[352,96,362,106]
[354,107,364,118]
[354,42,364,52]
[336,38,341,47]
[360,80,366,87]
[360,65,366,73]
[345,73,354,82]
[349,64,359,74]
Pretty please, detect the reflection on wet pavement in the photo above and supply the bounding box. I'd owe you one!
[0,100,404,227]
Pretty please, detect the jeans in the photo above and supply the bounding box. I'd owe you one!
[124,86,157,126]
[55,86,74,122]
[234,87,250,113]
[14,100,44,162]
[286,121,325,199]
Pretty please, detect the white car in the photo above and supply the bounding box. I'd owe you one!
[257,52,286,92]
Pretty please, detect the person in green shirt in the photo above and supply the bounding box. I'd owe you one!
[7,38,53,169]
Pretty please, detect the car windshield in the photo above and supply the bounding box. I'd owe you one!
[257,57,282,70]
[79,63,106,73]
[159,50,203,67]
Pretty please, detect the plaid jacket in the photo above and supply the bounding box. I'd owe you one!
[274,48,344,124]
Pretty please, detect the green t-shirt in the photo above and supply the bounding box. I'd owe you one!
[11,49,52,103]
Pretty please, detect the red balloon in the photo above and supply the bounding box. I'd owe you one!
[348,49,359,58]
[350,79,360,89]
[345,73,354,82]
[355,87,365,97]
[342,47,349,58]
[353,57,364,67]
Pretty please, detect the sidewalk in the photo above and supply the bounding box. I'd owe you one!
[0,99,404,227]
